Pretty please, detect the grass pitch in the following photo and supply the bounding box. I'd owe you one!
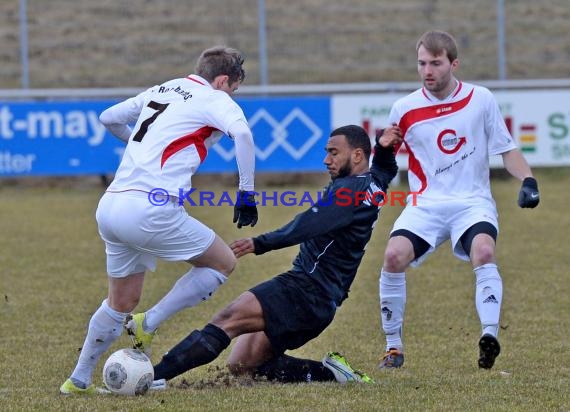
[0,169,569,411]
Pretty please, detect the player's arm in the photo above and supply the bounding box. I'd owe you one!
[484,90,540,208]
[371,127,400,186]
[251,191,355,254]
[228,119,258,228]
[229,119,255,192]
[502,149,540,208]
[99,92,147,143]
[502,149,533,181]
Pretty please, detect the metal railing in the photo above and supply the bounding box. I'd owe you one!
[1,78,570,101]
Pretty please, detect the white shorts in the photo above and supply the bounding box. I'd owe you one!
[95,191,216,278]
[391,197,499,266]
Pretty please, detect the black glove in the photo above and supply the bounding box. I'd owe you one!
[518,177,540,208]
[233,190,258,228]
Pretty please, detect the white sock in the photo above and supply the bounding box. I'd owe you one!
[474,263,502,338]
[144,267,227,332]
[70,299,127,387]
[379,269,406,351]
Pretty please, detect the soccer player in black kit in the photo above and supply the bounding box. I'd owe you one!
[152,124,401,385]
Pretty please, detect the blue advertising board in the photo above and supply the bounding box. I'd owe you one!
[0,101,123,176]
[0,96,331,176]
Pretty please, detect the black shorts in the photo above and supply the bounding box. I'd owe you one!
[250,271,336,355]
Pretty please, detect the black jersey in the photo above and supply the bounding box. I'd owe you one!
[253,144,398,306]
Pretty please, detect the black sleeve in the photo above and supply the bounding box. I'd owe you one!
[252,188,355,255]
[370,143,398,188]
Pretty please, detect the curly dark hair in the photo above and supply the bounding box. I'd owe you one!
[330,125,372,160]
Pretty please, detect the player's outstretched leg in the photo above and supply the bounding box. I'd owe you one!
[322,352,374,383]
[153,323,230,381]
[127,266,228,355]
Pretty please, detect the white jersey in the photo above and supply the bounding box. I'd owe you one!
[105,75,250,197]
[390,81,517,204]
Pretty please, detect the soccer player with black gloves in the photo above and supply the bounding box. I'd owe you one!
[375,30,541,373]
[150,124,401,386]
[61,46,258,395]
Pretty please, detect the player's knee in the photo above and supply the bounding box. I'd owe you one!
[209,293,252,337]
[218,253,237,277]
[470,243,495,266]
[210,304,235,329]
[211,244,237,277]
[383,246,409,272]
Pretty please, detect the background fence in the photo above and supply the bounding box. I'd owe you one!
[1,1,569,178]
[1,1,569,89]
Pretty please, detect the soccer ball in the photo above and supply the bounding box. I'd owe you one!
[102,348,154,396]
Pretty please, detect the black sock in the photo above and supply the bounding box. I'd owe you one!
[254,354,335,383]
[154,323,231,381]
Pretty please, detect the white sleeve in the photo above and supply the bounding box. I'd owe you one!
[484,89,518,156]
[99,91,148,142]
[228,119,255,191]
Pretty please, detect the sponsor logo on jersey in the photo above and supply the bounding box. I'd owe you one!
[437,129,467,154]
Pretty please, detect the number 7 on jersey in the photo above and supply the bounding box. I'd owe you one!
[132,101,170,142]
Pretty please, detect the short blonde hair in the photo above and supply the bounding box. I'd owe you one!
[416,31,458,62]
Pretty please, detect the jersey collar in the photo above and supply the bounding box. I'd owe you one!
[186,74,213,88]
[422,79,462,102]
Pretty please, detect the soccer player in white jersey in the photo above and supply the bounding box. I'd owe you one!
[376,31,540,370]
[60,46,258,395]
